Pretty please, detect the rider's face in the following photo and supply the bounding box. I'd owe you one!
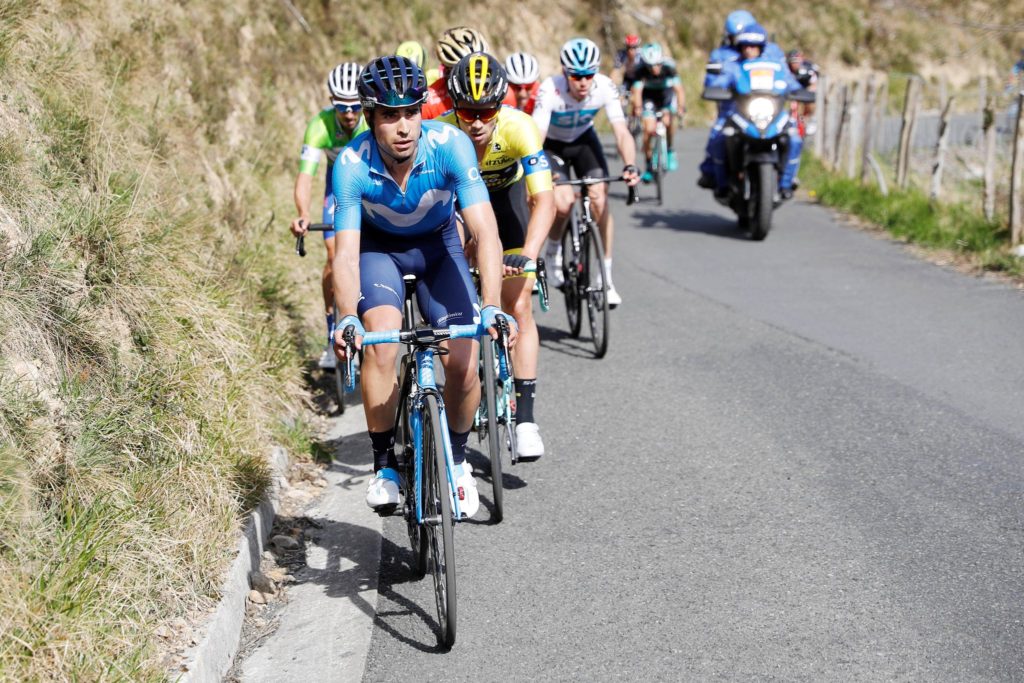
[372,106,422,161]
[510,83,534,110]
[454,107,498,146]
[333,101,361,131]
[565,71,594,100]
[741,45,762,60]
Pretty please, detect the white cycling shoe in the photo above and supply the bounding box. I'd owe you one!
[515,422,545,461]
[606,285,622,308]
[318,345,337,370]
[545,248,564,288]
[365,468,400,511]
[452,463,479,519]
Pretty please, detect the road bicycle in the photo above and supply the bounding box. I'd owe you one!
[555,176,638,359]
[473,257,549,523]
[646,108,669,206]
[338,280,512,649]
[295,222,349,414]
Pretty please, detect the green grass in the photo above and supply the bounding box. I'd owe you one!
[803,154,1023,277]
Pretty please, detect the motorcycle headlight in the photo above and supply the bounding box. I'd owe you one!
[745,97,776,130]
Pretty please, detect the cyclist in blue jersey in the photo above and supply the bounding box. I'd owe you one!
[698,10,786,188]
[331,56,513,519]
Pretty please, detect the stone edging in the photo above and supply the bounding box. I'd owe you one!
[175,446,290,682]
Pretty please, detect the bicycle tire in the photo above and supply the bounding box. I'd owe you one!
[481,338,504,522]
[423,394,457,648]
[331,304,346,415]
[582,225,610,358]
[561,216,583,338]
[655,136,666,206]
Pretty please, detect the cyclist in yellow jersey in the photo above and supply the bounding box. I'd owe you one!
[438,52,555,459]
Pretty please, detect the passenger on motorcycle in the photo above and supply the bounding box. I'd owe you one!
[505,52,542,114]
[698,9,785,189]
[630,42,686,179]
[704,24,805,200]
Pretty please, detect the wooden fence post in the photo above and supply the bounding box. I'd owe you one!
[846,80,864,179]
[832,83,850,169]
[1009,93,1024,245]
[896,76,922,189]
[860,76,879,185]
[930,96,954,201]
[983,96,997,221]
[814,74,827,158]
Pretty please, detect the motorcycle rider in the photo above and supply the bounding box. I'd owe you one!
[698,10,785,189]
[704,23,805,200]
[787,49,819,137]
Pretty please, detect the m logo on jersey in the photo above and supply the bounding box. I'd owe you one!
[425,125,456,147]
[339,139,371,166]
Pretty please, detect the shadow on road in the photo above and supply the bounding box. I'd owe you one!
[537,322,603,360]
[630,207,749,240]
[303,360,364,416]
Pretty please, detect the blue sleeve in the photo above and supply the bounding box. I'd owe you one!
[332,154,366,233]
[441,128,490,209]
[764,42,786,63]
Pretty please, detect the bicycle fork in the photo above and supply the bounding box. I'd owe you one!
[410,348,462,524]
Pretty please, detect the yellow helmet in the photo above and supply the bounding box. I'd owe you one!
[396,40,427,67]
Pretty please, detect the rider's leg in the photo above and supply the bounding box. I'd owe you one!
[781,127,803,193]
[700,114,726,185]
[709,128,729,195]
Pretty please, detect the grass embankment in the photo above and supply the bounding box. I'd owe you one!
[0,0,353,678]
[801,155,1023,279]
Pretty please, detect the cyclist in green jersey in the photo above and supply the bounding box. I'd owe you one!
[290,62,370,369]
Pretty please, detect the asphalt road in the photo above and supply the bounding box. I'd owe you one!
[361,129,1024,680]
[243,129,1024,681]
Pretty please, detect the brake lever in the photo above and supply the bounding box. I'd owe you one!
[341,325,356,391]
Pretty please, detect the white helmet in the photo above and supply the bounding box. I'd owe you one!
[505,52,540,85]
[327,62,361,101]
[560,37,601,75]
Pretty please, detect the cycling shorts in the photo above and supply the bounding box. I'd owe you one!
[490,177,530,251]
[357,220,478,328]
[543,127,609,181]
[641,90,674,117]
[321,170,335,240]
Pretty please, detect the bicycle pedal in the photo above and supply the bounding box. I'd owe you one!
[373,503,399,517]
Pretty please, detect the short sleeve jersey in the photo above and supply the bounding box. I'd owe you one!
[531,73,625,143]
[298,108,369,175]
[331,120,490,237]
[630,62,681,92]
[437,107,553,195]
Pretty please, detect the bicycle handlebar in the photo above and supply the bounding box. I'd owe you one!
[555,175,640,206]
[339,321,512,390]
[294,222,332,257]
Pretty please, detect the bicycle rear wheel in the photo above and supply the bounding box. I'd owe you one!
[481,339,504,522]
[654,137,666,206]
[423,395,457,648]
[582,226,610,358]
[561,215,583,338]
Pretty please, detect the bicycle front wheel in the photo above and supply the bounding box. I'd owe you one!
[561,214,583,338]
[331,304,346,415]
[582,227,610,358]
[481,339,504,522]
[423,395,457,648]
[655,138,666,206]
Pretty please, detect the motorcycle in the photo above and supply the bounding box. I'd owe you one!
[702,72,815,240]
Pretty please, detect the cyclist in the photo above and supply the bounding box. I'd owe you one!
[532,38,640,307]
[505,52,541,114]
[421,26,516,119]
[705,24,804,200]
[698,10,785,189]
[613,33,643,94]
[289,62,369,369]
[439,52,556,459]
[331,55,513,518]
[786,49,819,137]
[630,42,685,180]
[397,40,439,86]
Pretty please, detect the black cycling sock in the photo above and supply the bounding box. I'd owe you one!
[369,429,397,472]
[514,378,537,424]
[449,428,471,466]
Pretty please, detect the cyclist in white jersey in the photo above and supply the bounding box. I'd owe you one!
[532,38,639,307]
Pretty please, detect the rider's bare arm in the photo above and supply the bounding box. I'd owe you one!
[611,120,638,169]
[522,189,556,261]
[332,229,361,320]
[291,172,314,236]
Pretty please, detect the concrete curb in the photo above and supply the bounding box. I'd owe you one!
[176,445,290,682]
